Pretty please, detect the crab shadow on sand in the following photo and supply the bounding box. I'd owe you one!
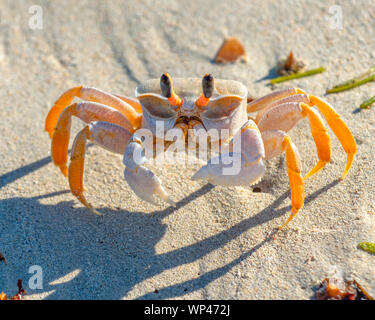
[0,156,340,299]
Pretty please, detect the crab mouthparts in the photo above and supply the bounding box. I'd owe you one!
[176,115,202,124]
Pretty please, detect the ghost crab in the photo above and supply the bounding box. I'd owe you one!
[45,73,357,228]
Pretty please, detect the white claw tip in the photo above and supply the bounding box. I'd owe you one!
[154,186,175,206]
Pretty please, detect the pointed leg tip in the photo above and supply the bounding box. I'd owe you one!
[340,172,348,180]
[278,208,300,230]
[341,153,355,180]
[278,219,290,230]
[303,160,328,180]
[277,221,290,230]
[303,171,316,180]
[87,204,102,216]
[59,165,69,177]
[75,194,102,216]
[90,208,103,216]
[303,173,312,180]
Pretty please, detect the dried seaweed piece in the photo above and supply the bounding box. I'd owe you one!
[0,252,6,265]
[270,67,325,85]
[327,65,375,94]
[0,279,27,300]
[360,96,375,110]
[0,292,8,300]
[17,279,26,296]
[215,37,247,64]
[277,51,306,76]
[358,242,375,254]
[315,278,373,300]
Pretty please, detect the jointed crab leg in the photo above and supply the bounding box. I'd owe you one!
[306,95,357,179]
[69,121,132,215]
[257,102,331,179]
[262,130,304,228]
[112,94,143,114]
[52,102,133,176]
[249,87,357,179]
[255,93,309,123]
[45,86,142,138]
[247,87,299,113]
[300,103,331,179]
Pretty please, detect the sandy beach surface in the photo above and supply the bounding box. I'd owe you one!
[0,0,374,299]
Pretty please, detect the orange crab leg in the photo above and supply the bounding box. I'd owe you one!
[257,101,331,179]
[68,126,99,215]
[307,95,357,179]
[300,103,332,179]
[250,87,356,179]
[51,102,133,176]
[280,135,304,229]
[262,131,304,228]
[113,94,143,114]
[45,86,142,138]
[51,103,76,177]
[69,122,131,215]
[45,86,82,138]
[247,87,298,113]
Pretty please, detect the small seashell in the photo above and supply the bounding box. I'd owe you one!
[215,37,247,64]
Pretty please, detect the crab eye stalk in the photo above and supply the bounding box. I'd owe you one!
[196,73,214,108]
[160,73,182,107]
[202,73,214,98]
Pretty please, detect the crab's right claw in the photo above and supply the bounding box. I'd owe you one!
[192,120,266,186]
[192,153,265,186]
[123,136,175,206]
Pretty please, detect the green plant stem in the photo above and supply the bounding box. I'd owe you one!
[327,65,375,94]
[270,67,325,84]
[327,74,375,94]
[360,95,375,109]
[358,242,375,254]
[340,65,375,86]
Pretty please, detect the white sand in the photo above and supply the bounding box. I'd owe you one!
[0,0,374,299]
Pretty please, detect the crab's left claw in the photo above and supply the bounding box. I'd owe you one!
[123,134,175,206]
[192,120,265,186]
